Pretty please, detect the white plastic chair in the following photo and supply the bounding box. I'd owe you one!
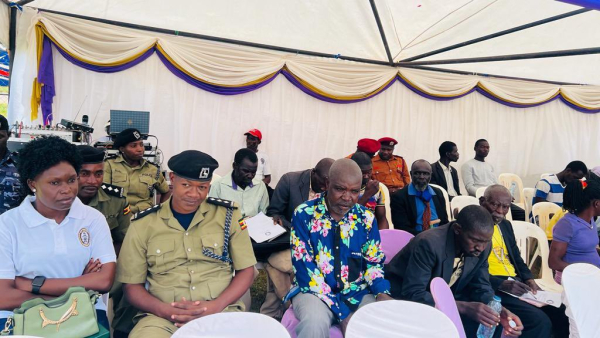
[562,263,600,338]
[531,202,561,240]
[510,221,562,293]
[379,183,393,229]
[173,312,290,338]
[475,186,488,199]
[429,184,451,221]
[499,173,524,206]
[345,300,459,338]
[522,188,535,220]
[450,196,479,219]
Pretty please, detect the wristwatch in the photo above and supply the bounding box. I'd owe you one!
[31,276,46,295]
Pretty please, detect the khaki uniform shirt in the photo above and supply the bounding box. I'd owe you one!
[104,155,169,214]
[116,198,257,309]
[87,186,131,243]
[372,154,410,191]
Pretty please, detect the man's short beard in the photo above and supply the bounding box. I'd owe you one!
[414,182,428,191]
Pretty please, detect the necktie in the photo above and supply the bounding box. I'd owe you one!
[422,200,431,230]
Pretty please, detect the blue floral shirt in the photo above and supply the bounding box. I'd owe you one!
[288,195,390,320]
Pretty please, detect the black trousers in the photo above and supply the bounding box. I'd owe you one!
[500,293,552,338]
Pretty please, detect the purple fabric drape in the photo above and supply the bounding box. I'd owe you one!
[38,36,55,124]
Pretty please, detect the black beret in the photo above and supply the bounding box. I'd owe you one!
[77,145,105,164]
[114,128,143,148]
[0,115,8,132]
[168,150,219,182]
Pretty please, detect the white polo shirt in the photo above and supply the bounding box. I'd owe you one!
[253,150,271,184]
[0,196,116,318]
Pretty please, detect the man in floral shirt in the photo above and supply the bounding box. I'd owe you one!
[286,159,392,338]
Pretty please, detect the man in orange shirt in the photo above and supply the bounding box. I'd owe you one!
[372,137,410,194]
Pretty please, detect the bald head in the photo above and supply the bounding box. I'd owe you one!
[315,158,334,176]
[329,158,362,186]
[410,159,432,191]
[310,158,334,193]
[480,184,512,224]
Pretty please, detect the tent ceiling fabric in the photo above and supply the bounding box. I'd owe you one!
[23,0,600,85]
[0,2,9,48]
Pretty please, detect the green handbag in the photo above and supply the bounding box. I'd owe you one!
[1,286,100,338]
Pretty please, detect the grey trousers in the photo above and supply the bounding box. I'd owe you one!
[291,292,376,338]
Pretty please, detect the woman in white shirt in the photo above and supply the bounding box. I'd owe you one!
[0,136,116,331]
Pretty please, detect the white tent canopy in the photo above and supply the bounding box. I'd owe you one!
[4,0,600,188]
[15,0,600,85]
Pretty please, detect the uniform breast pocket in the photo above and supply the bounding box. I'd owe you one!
[200,234,225,261]
[147,240,175,273]
[112,171,128,184]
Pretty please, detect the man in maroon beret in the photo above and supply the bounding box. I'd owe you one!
[346,138,381,159]
[372,137,410,194]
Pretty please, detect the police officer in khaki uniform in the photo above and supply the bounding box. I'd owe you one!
[117,150,257,338]
[76,145,135,338]
[77,145,131,248]
[104,128,170,214]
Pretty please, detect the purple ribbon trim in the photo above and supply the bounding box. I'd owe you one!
[281,69,396,103]
[156,50,276,95]
[36,35,600,116]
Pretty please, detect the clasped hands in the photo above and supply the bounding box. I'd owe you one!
[163,297,226,327]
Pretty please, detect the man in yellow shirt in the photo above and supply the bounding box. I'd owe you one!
[480,185,567,338]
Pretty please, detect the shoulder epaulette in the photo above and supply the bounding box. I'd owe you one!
[105,154,118,160]
[206,197,237,209]
[101,183,125,198]
[132,204,161,221]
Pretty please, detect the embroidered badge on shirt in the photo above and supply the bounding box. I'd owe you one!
[123,205,131,215]
[78,228,91,247]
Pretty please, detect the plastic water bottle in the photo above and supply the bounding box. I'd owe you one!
[476,296,502,338]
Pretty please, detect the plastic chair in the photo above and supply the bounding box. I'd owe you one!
[450,196,479,219]
[510,221,563,293]
[562,263,600,338]
[430,277,467,338]
[499,173,524,205]
[522,188,535,220]
[380,229,414,264]
[475,186,488,199]
[531,202,561,240]
[173,312,290,338]
[379,183,393,229]
[429,184,451,221]
[345,300,459,338]
[281,305,343,338]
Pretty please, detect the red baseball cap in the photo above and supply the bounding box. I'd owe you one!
[357,138,380,154]
[378,137,398,147]
[244,129,262,141]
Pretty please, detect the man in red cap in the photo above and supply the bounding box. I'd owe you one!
[372,137,410,194]
[244,129,272,186]
[346,138,380,159]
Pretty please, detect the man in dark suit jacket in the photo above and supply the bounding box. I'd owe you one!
[386,206,524,338]
[480,185,568,338]
[390,160,449,235]
[259,158,333,318]
[430,141,461,199]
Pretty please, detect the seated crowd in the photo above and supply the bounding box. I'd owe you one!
[0,117,597,338]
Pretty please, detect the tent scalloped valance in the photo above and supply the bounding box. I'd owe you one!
[28,11,600,123]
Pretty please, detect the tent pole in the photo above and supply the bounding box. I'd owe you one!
[368,0,395,66]
[400,8,591,62]
[400,64,584,86]
[397,46,600,66]
[36,8,392,67]
[7,5,17,87]
[16,0,37,6]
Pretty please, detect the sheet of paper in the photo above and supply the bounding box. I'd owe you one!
[243,212,287,243]
[501,290,562,308]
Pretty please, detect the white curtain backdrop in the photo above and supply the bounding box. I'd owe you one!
[42,47,600,189]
